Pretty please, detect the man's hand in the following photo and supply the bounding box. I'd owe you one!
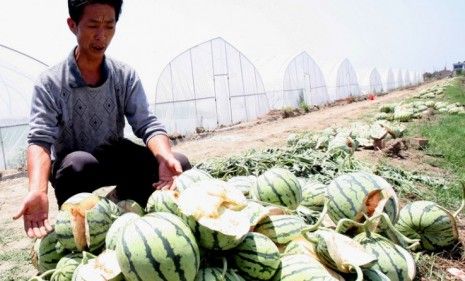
[153,155,183,190]
[13,191,53,238]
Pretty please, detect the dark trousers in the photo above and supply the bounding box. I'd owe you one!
[51,139,191,207]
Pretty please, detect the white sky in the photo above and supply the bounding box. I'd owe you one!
[1,0,464,100]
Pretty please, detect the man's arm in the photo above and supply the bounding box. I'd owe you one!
[27,144,52,194]
[13,144,54,238]
[147,134,182,190]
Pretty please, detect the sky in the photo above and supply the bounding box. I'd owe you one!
[1,0,464,106]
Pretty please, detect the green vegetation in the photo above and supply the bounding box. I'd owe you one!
[407,78,465,208]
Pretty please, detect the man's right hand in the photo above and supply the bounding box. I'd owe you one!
[13,191,53,238]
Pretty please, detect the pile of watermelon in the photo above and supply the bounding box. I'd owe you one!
[29,166,464,281]
[376,80,465,122]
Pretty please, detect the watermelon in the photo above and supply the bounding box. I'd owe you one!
[116,212,200,281]
[72,250,123,281]
[55,193,119,252]
[50,252,94,281]
[354,231,416,281]
[175,168,212,192]
[145,190,181,215]
[395,200,462,251]
[300,180,327,211]
[195,267,245,281]
[227,175,257,198]
[32,231,68,273]
[272,254,344,281]
[251,167,302,210]
[232,232,280,280]
[325,171,399,229]
[105,212,140,250]
[178,179,250,250]
[254,215,307,245]
[117,199,145,216]
[304,229,376,277]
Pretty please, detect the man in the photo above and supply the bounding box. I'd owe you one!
[14,0,190,239]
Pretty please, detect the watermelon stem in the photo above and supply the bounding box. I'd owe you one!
[335,217,365,234]
[345,264,364,281]
[221,256,228,279]
[375,213,421,251]
[302,201,328,232]
[28,269,55,281]
[452,181,465,218]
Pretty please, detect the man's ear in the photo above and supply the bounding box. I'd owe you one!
[67,17,78,35]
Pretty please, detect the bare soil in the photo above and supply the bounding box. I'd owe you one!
[1,78,463,280]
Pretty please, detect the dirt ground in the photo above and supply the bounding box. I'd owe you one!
[0,78,462,280]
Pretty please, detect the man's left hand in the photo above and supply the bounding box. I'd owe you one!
[153,155,182,191]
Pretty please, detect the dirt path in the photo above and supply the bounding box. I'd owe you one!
[174,81,442,163]
[0,79,447,280]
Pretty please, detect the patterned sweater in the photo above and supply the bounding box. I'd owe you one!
[28,48,166,160]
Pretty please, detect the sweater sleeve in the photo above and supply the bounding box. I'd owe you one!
[27,76,60,151]
[124,70,167,144]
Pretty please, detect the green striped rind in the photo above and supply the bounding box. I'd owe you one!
[300,180,327,211]
[117,199,145,216]
[33,231,68,273]
[244,201,267,228]
[106,212,140,250]
[254,215,307,245]
[326,171,399,224]
[99,197,123,218]
[232,232,280,280]
[116,212,200,281]
[227,175,257,198]
[195,267,245,281]
[55,210,79,252]
[251,168,302,210]
[283,239,314,256]
[363,269,392,281]
[189,221,246,251]
[50,253,85,281]
[176,169,212,192]
[354,232,416,281]
[394,201,458,251]
[145,190,181,216]
[272,254,343,281]
[85,198,118,253]
[296,205,320,225]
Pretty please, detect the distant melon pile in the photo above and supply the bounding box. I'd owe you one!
[29,166,464,281]
[376,80,465,122]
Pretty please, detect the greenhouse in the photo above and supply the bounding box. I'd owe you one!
[397,69,405,89]
[325,58,362,102]
[360,68,384,95]
[153,37,268,136]
[0,44,47,170]
[404,70,412,87]
[383,68,396,92]
[282,51,329,107]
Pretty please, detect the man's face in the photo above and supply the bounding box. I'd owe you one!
[69,4,116,60]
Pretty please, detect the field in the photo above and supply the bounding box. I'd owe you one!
[0,77,464,280]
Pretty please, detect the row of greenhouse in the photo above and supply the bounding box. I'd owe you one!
[1,38,424,170]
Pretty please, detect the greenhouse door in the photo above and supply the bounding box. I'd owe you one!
[304,73,312,105]
[214,75,232,126]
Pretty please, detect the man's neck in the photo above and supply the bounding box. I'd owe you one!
[74,47,104,86]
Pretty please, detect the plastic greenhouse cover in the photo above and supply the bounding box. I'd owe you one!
[154,37,268,135]
[0,44,47,124]
[283,51,329,107]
